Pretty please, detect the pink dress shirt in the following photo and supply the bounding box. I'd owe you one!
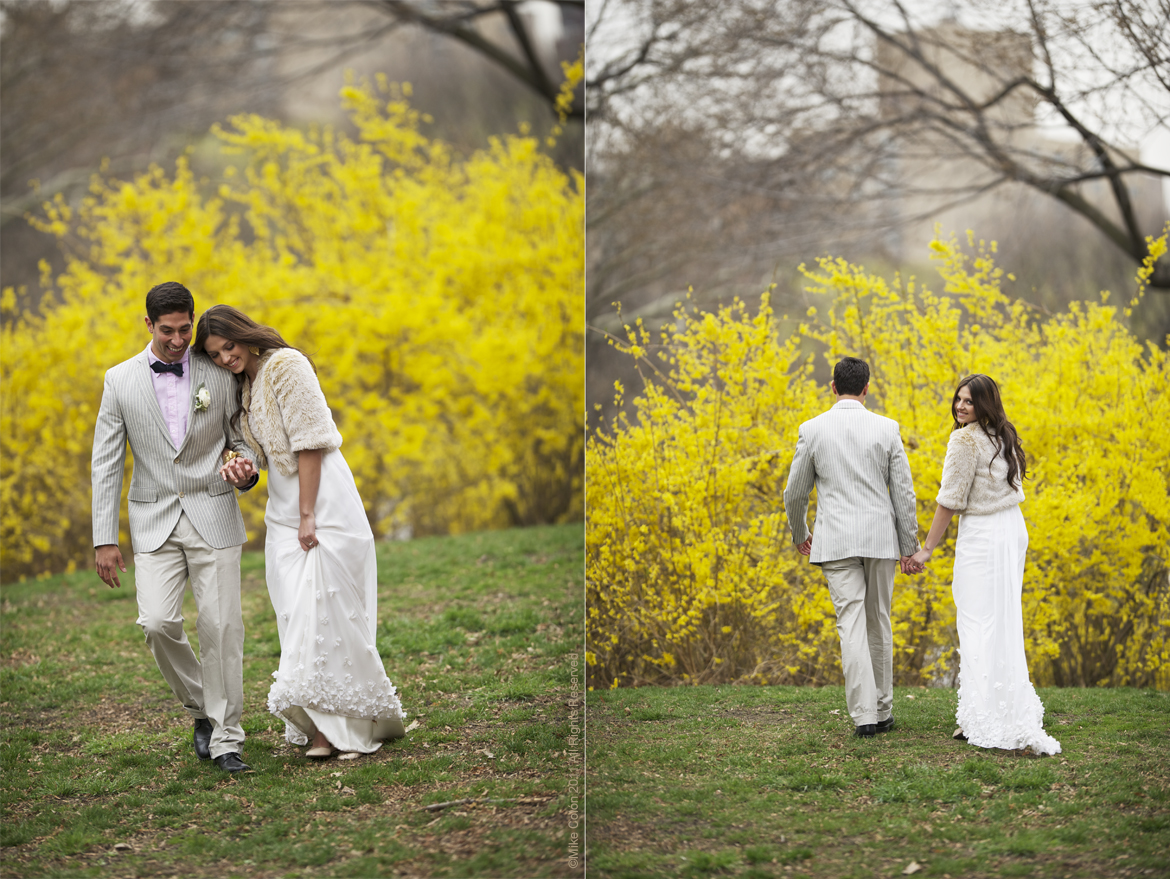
[145,342,191,449]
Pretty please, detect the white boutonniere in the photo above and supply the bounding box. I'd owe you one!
[194,382,211,413]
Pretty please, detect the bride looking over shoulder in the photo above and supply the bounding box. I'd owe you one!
[910,374,1060,756]
[195,305,406,759]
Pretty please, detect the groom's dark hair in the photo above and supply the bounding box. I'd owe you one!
[833,357,869,396]
[146,282,194,323]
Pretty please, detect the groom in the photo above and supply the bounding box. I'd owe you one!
[92,282,258,773]
[783,357,920,737]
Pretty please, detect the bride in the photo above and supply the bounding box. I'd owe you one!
[910,375,1060,756]
[195,305,405,758]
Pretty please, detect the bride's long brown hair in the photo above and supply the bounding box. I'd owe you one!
[193,304,316,428]
[193,304,315,373]
[951,374,1026,490]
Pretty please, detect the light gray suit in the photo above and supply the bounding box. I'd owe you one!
[783,399,919,726]
[92,349,254,758]
[92,351,250,552]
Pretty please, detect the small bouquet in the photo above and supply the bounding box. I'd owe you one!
[194,382,211,412]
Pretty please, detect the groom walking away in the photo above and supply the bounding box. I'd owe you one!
[92,282,259,773]
[783,357,921,738]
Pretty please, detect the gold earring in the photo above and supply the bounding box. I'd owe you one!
[249,347,260,356]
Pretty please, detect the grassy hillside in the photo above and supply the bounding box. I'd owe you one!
[586,684,1169,878]
[1,523,584,878]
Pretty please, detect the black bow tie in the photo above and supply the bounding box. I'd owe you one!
[150,360,183,377]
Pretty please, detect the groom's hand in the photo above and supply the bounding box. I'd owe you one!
[220,455,256,487]
[797,536,812,556]
[95,544,126,589]
[901,548,929,574]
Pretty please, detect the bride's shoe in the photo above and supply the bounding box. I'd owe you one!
[952,727,968,741]
[307,731,335,759]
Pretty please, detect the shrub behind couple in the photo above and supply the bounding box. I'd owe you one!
[93,283,405,772]
[783,356,1060,755]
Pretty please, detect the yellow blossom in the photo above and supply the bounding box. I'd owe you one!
[587,230,1170,691]
[2,76,583,579]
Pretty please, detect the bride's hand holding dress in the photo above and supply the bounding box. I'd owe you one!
[295,448,322,551]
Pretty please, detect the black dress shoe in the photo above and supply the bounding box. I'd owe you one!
[875,716,896,733]
[855,724,877,738]
[213,752,252,773]
[193,718,213,760]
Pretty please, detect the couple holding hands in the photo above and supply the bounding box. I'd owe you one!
[784,356,1061,755]
[95,285,1056,771]
[92,282,405,773]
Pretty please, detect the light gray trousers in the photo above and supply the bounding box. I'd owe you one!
[821,556,895,726]
[134,512,245,759]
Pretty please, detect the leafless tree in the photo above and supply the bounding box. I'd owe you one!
[1105,0,1170,95]
[1,0,584,296]
[586,0,1170,302]
[0,1,288,296]
[2,0,582,220]
[0,0,280,223]
[366,0,584,121]
[584,0,1170,423]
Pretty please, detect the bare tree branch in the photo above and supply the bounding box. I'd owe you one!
[369,0,583,120]
[586,0,1170,298]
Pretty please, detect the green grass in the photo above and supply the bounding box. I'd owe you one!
[1,523,584,878]
[586,684,1170,878]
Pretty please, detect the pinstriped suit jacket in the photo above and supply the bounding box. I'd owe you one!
[92,350,253,554]
[783,400,919,564]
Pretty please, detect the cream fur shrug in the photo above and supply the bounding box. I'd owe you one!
[241,348,342,477]
[935,423,1025,515]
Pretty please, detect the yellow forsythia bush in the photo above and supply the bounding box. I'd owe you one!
[2,73,583,580]
[587,232,1170,690]
[586,298,833,688]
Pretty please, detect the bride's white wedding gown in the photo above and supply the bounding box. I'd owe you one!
[264,448,405,752]
[952,506,1060,756]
